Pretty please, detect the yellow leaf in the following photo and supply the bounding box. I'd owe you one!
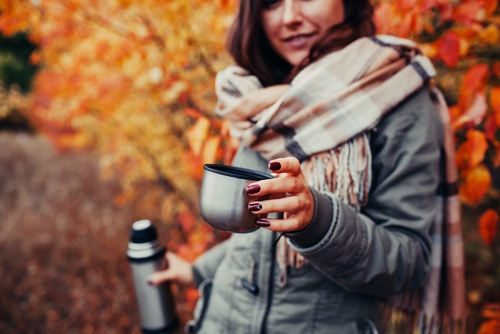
[187,117,210,155]
[478,24,500,45]
[202,136,220,164]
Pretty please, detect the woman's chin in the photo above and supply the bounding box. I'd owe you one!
[284,53,309,67]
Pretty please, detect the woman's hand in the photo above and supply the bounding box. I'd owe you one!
[246,157,314,232]
[148,252,194,287]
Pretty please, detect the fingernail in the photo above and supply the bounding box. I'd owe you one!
[269,162,281,171]
[147,279,154,286]
[246,184,261,194]
[248,203,262,212]
[255,219,271,227]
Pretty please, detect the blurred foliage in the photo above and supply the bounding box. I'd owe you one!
[0,33,37,92]
[0,33,37,131]
[0,0,500,332]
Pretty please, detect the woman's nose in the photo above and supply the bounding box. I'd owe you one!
[282,0,302,26]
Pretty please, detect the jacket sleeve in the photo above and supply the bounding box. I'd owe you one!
[286,88,443,296]
[192,239,230,287]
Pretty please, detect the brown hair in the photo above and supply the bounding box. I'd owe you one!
[227,0,375,86]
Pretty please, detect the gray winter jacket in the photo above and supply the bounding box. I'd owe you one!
[189,87,443,334]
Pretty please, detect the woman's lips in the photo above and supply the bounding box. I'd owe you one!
[283,33,316,49]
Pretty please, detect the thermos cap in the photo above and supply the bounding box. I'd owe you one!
[130,220,158,244]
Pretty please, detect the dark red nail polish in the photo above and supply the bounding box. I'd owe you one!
[255,219,271,227]
[269,162,281,171]
[248,203,262,212]
[147,280,154,286]
[246,184,261,194]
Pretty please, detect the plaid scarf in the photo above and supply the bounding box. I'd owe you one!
[215,35,466,333]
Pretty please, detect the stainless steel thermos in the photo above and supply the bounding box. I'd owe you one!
[127,219,178,334]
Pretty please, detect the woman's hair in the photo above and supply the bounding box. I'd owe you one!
[227,0,375,86]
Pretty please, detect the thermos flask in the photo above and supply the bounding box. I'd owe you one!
[127,219,179,334]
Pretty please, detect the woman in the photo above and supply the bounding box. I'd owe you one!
[150,0,466,333]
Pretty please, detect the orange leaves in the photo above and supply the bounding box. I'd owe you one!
[485,0,499,15]
[479,304,500,334]
[186,115,221,161]
[479,210,499,246]
[453,93,488,129]
[453,1,483,24]
[438,31,460,67]
[460,164,491,204]
[178,211,196,235]
[459,64,489,111]
[202,136,220,165]
[478,24,500,45]
[483,303,500,320]
[456,129,488,171]
[187,117,210,156]
[478,320,500,334]
[490,87,500,114]
[184,112,237,181]
[373,2,394,35]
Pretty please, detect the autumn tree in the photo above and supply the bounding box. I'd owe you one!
[0,0,239,262]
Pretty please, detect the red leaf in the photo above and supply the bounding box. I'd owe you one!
[459,64,489,110]
[493,62,500,77]
[481,0,498,16]
[485,113,498,140]
[453,1,483,23]
[184,108,204,119]
[421,0,436,12]
[479,210,499,246]
[437,31,460,67]
[490,87,500,114]
[436,1,453,20]
[398,0,418,12]
[177,211,196,234]
[494,143,500,168]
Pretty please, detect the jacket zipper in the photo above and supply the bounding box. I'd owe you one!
[260,231,277,334]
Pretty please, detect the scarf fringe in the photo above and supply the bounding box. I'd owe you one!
[381,306,466,334]
[276,134,372,287]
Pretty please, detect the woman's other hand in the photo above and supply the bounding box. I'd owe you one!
[246,157,314,232]
[148,252,194,287]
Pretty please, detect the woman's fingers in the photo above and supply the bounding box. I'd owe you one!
[148,252,194,286]
[268,157,302,176]
[245,174,306,196]
[248,196,311,215]
[245,157,304,197]
[149,268,176,286]
[255,216,304,232]
[245,156,315,232]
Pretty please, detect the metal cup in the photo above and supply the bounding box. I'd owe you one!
[199,164,273,233]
